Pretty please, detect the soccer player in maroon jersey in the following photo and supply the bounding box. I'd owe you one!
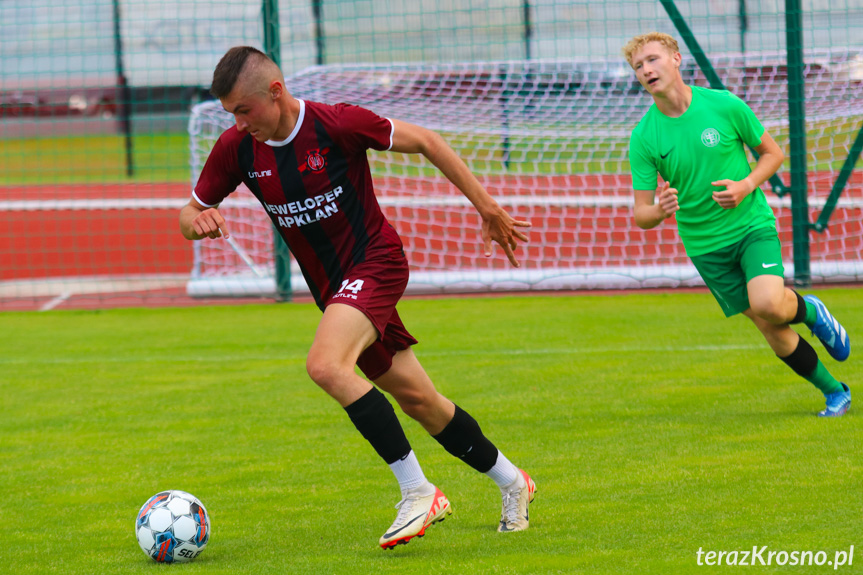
[179,47,535,549]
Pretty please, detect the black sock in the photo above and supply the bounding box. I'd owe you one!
[344,387,411,465]
[778,335,817,378]
[789,290,807,324]
[432,405,499,473]
[778,335,843,394]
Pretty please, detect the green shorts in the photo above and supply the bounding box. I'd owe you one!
[690,226,785,317]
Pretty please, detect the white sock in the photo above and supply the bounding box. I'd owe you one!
[388,451,431,496]
[484,450,519,489]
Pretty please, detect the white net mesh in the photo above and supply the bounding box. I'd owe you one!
[188,53,863,296]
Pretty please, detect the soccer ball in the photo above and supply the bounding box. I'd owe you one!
[135,490,210,562]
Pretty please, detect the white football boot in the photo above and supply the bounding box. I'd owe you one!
[379,484,452,549]
[498,469,536,532]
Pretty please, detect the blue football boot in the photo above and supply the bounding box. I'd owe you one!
[804,295,850,361]
[818,383,851,417]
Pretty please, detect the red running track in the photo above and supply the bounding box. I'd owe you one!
[2,173,861,282]
[2,183,191,281]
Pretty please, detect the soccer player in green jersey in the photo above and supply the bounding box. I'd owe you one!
[624,32,851,416]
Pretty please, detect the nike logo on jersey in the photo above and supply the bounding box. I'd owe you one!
[762,263,779,268]
[660,148,674,159]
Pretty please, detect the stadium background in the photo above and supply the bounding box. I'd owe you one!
[2,0,862,310]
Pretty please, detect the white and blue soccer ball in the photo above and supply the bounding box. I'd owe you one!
[135,490,210,562]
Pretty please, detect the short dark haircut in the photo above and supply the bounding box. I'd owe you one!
[210,46,268,99]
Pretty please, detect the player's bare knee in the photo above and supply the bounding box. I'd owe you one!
[750,298,787,324]
[305,354,346,390]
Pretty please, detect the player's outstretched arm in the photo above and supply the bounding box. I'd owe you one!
[634,181,678,229]
[180,198,229,240]
[389,119,530,267]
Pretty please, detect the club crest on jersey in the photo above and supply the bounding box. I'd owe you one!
[701,128,721,147]
[299,148,329,173]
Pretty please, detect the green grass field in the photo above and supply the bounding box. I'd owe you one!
[1,116,860,185]
[0,133,190,185]
[2,290,862,574]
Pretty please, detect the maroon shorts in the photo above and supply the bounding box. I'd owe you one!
[324,254,418,380]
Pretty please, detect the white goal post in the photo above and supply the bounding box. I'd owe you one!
[187,55,863,297]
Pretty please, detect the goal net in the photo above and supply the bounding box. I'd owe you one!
[187,53,863,297]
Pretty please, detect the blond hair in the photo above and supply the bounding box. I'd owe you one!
[622,32,680,66]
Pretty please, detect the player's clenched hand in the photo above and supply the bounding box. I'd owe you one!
[193,208,229,239]
[481,206,531,268]
[711,177,754,209]
[656,181,679,218]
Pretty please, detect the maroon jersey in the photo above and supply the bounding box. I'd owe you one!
[194,100,406,307]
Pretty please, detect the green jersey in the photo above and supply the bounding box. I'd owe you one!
[629,85,775,256]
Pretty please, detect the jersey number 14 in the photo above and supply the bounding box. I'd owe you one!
[339,279,365,295]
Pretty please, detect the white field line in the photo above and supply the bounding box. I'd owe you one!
[0,275,188,298]
[39,291,72,311]
[0,198,187,211]
[0,344,763,366]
